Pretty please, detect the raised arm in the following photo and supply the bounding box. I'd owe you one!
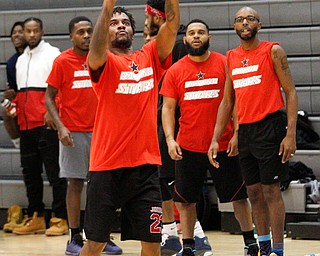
[156,0,180,63]
[88,0,116,71]
[271,44,298,163]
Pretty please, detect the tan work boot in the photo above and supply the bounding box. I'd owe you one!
[13,212,46,235]
[45,217,68,236]
[3,205,24,232]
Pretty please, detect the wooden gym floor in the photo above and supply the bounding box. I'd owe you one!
[0,230,319,255]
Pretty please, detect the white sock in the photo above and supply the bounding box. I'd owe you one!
[194,221,205,238]
[162,222,178,237]
[11,138,20,149]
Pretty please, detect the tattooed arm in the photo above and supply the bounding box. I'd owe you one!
[271,44,298,163]
[156,0,180,63]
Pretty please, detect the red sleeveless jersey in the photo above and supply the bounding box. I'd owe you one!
[227,41,284,124]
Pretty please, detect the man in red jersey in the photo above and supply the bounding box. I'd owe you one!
[208,7,298,256]
[161,19,257,256]
[145,1,213,255]
[79,0,180,255]
[45,16,122,255]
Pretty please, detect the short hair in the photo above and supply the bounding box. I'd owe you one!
[69,16,93,33]
[23,17,43,30]
[10,21,24,36]
[113,6,136,34]
[146,0,165,13]
[186,19,210,33]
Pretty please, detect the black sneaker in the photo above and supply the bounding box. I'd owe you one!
[244,243,259,256]
[175,247,196,256]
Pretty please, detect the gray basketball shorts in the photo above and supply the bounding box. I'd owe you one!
[59,132,92,179]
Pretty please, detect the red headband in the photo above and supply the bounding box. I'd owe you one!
[145,4,166,19]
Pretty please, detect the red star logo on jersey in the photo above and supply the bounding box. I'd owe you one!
[129,61,139,73]
[196,71,205,80]
[241,58,249,67]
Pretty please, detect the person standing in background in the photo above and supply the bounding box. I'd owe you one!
[143,20,157,44]
[208,7,298,256]
[161,19,257,256]
[1,21,26,149]
[7,17,68,237]
[46,16,122,256]
[145,2,213,255]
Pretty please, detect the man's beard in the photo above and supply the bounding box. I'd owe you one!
[185,40,210,56]
[236,27,258,41]
[111,38,132,49]
[149,18,160,36]
[27,38,41,49]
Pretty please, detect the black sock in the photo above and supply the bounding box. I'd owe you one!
[182,238,195,249]
[242,230,256,246]
[70,228,81,239]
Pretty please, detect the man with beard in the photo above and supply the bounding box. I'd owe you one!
[145,2,212,256]
[9,17,68,236]
[161,19,257,256]
[145,0,186,63]
[79,0,180,255]
[45,16,122,255]
[143,20,157,44]
[208,7,298,256]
